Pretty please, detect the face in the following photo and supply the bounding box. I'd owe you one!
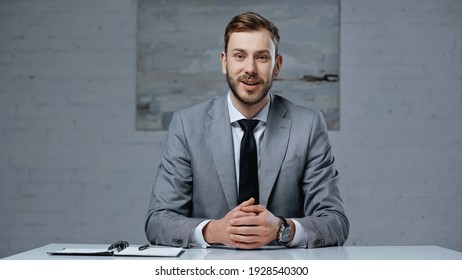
[221,29,282,108]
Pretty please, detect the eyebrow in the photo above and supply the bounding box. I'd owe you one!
[231,48,272,56]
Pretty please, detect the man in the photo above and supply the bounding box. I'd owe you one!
[145,11,349,249]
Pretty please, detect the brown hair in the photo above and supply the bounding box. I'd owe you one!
[224,11,280,54]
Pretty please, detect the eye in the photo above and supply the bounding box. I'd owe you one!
[257,55,269,62]
[234,53,245,61]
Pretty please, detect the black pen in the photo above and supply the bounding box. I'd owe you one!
[138,244,150,251]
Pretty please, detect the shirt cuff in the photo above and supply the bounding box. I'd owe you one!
[287,219,308,247]
[189,220,211,248]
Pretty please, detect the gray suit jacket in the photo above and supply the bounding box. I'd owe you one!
[145,93,349,248]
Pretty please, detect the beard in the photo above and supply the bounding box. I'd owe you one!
[226,72,273,106]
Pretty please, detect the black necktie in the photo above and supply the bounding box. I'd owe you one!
[238,119,259,204]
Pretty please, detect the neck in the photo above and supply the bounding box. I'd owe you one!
[230,94,269,119]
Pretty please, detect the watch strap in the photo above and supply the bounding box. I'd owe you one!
[277,216,289,227]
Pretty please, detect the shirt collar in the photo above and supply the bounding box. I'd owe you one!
[227,92,270,124]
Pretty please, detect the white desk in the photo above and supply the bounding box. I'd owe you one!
[4,243,462,260]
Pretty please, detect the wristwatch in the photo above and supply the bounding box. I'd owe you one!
[277,216,292,245]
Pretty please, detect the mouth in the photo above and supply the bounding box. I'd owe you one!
[241,80,259,85]
[239,77,261,91]
[241,80,259,91]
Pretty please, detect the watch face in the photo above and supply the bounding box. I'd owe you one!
[280,227,291,243]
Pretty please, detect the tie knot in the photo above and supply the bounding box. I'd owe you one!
[238,119,259,132]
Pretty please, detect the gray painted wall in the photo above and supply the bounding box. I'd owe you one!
[1,0,461,257]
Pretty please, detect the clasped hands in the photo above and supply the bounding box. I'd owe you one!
[203,198,281,249]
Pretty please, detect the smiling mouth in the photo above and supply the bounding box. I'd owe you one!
[241,81,260,92]
[240,76,261,85]
[242,81,259,85]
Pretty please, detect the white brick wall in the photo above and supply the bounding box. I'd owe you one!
[0,0,461,257]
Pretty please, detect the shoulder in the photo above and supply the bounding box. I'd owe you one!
[272,94,321,120]
[272,95,331,152]
[167,94,226,132]
[271,94,328,136]
[176,94,224,118]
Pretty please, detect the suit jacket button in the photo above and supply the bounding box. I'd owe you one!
[314,239,325,247]
[172,239,183,247]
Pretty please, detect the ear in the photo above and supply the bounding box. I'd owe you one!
[273,54,283,77]
[220,51,227,74]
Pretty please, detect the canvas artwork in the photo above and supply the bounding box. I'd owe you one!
[137,0,340,130]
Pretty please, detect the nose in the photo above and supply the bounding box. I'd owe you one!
[244,58,257,75]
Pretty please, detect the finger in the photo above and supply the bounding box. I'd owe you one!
[237,197,255,208]
[231,211,257,219]
[230,215,261,226]
[230,198,255,215]
[241,204,267,214]
[227,225,267,236]
[229,233,267,247]
[229,233,259,243]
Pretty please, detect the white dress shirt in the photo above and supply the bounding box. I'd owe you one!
[190,92,307,247]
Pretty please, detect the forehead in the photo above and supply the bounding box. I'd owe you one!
[227,29,276,53]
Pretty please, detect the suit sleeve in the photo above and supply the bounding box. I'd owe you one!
[296,111,350,248]
[144,111,204,247]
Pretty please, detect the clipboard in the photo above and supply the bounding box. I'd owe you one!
[47,241,183,257]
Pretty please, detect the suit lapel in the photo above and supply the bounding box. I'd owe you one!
[259,95,291,207]
[205,95,237,210]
